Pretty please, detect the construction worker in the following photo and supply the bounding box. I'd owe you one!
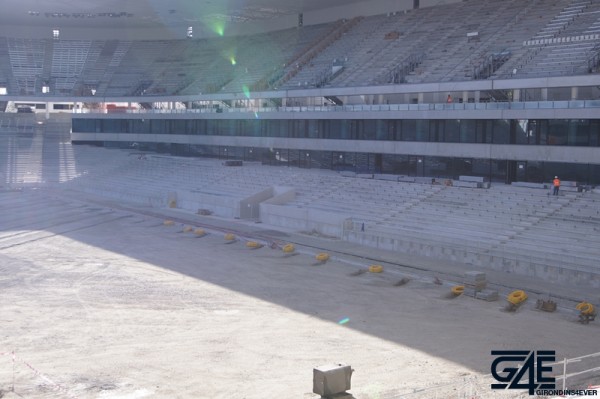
[553,176,560,196]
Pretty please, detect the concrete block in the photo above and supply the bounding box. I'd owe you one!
[340,171,356,178]
[313,364,353,397]
[511,182,548,189]
[398,176,416,183]
[374,174,399,182]
[357,174,374,179]
[453,181,481,188]
[459,175,485,183]
[464,271,486,282]
[561,180,578,188]
[476,289,499,301]
[464,281,487,291]
[560,185,581,192]
[414,177,433,184]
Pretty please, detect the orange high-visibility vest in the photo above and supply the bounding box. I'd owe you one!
[553,178,560,187]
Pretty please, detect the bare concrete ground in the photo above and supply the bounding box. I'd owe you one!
[0,189,599,399]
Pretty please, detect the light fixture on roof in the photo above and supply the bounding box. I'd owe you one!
[52,29,59,40]
[42,84,50,94]
[187,26,193,38]
[0,87,7,95]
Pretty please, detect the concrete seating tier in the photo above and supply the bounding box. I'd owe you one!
[51,40,93,92]
[63,150,279,216]
[488,241,599,271]
[336,180,600,284]
[2,0,595,95]
[2,114,599,285]
[6,38,45,95]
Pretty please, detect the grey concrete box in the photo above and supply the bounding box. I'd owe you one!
[313,363,353,397]
[459,175,485,183]
[464,271,486,282]
[398,176,416,183]
[374,174,399,181]
[453,181,481,188]
[414,177,433,184]
[512,182,548,189]
[464,281,487,291]
[476,289,499,301]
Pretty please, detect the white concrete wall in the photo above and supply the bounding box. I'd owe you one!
[264,187,296,205]
[344,230,600,288]
[240,187,274,219]
[176,191,239,218]
[260,203,348,237]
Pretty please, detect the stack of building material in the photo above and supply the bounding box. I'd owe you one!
[476,289,499,301]
[463,271,499,301]
[463,271,487,297]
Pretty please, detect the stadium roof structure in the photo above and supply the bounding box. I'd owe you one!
[1,0,367,29]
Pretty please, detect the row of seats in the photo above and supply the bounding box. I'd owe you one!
[1,0,600,96]
[2,115,599,275]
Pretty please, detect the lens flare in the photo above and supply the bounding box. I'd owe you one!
[211,20,225,36]
[221,47,237,68]
[338,317,350,325]
[243,85,251,98]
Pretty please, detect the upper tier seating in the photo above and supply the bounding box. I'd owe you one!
[1,0,599,96]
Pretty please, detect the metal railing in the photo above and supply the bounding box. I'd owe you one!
[73,99,600,115]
